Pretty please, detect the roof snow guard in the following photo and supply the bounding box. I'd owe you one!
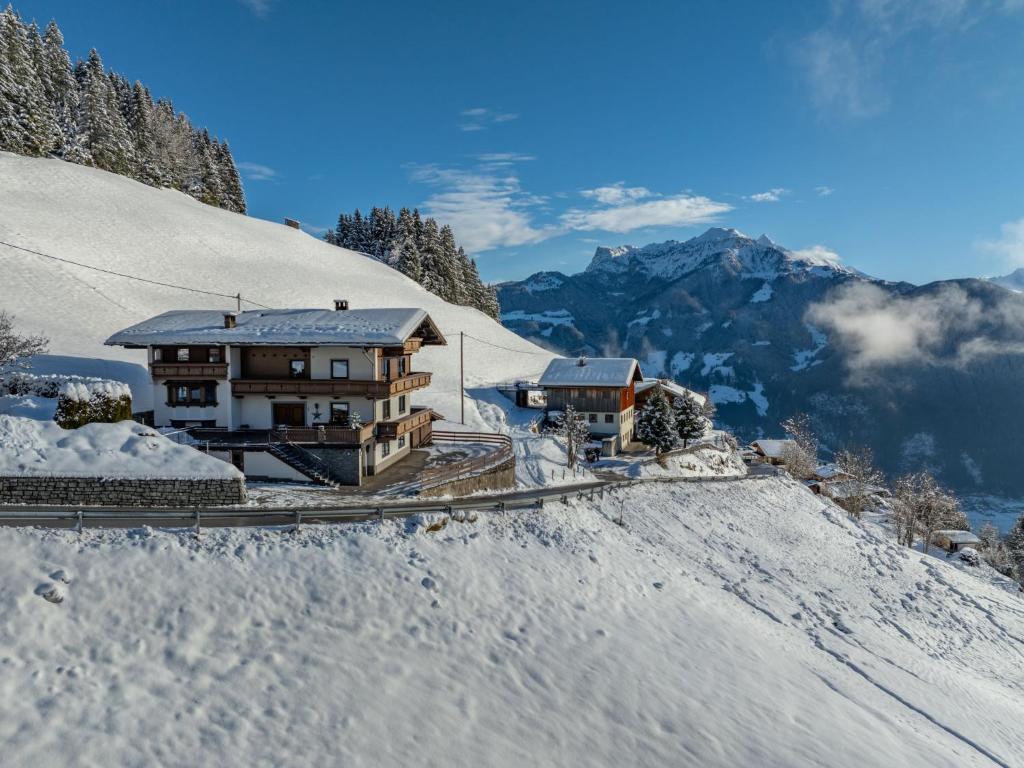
[538,357,643,388]
[105,307,446,348]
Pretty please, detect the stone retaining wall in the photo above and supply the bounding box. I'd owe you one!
[0,476,247,507]
[418,458,516,499]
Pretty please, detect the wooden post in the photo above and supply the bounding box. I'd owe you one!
[76,509,83,534]
[194,509,201,540]
[294,511,302,533]
[236,293,241,313]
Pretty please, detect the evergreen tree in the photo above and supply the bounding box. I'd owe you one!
[369,206,398,262]
[0,8,24,151]
[552,404,589,468]
[0,8,57,155]
[393,207,422,282]
[126,80,159,184]
[75,49,132,173]
[418,217,441,292]
[436,224,463,302]
[636,389,678,455]
[40,19,81,160]
[215,139,245,213]
[1006,514,1024,584]
[673,391,707,447]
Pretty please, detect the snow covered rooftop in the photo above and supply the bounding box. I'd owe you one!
[538,357,642,388]
[934,530,982,545]
[635,378,707,405]
[813,463,851,481]
[750,439,797,459]
[105,308,446,348]
[0,415,241,479]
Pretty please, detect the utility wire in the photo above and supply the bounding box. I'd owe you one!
[0,239,273,309]
[441,330,553,357]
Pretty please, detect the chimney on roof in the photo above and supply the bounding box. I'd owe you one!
[284,218,301,230]
[577,355,588,367]
[334,299,349,311]
[224,312,237,329]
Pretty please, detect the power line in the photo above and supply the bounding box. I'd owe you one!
[442,330,552,357]
[0,239,273,309]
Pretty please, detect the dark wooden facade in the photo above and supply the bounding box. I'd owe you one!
[546,384,635,413]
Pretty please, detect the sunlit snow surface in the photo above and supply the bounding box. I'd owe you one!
[2,477,1021,766]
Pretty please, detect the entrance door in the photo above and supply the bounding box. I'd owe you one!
[272,402,306,427]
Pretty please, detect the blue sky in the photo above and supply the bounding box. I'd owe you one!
[16,0,1024,283]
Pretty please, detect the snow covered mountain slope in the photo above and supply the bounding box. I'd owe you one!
[499,229,1024,497]
[0,152,553,419]
[584,227,860,281]
[2,477,1021,766]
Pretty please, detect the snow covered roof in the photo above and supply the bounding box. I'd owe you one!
[750,439,797,458]
[105,308,446,348]
[813,463,852,481]
[539,357,642,388]
[635,378,707,405]
[933,530,982,545]
[0,415,241,479]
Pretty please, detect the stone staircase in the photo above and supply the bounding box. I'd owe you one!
[267,443,341,488]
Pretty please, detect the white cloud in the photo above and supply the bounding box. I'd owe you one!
[789,1,1024,119]
[748,188,789,203]
[238,0,271,17]
[580,183,653,206]
[790,245,844,267]
[815,185,835,197]
[458,107,519,131]
[978,218,1024,267]
[236,161,276,181]
[410,163,552,252]
[806,281,1024,382]
[560,194,732,233]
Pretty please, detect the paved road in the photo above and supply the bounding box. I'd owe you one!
[0,468,779,530]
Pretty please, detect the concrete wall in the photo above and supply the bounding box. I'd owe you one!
[418,458,515,498]
[241,451,311,482]
[0,476,246,507]
[305,446,363,485]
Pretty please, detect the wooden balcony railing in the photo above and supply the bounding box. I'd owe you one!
[269,422,375,445]
[376,407,433,440]
[231,372,432,398]
[151,362,228,379]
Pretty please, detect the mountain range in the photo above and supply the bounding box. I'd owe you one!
[498,227,1024,495]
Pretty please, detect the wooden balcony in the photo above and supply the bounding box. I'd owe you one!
[231,372,432,398]
[151,362,228,379]
[269,422,375,445]
[376,407,433,440]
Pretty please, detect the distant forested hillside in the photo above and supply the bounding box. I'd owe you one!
[0,5,244,213]
[326,206,500,319]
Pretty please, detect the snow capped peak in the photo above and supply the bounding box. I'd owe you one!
[691,226,747,243]
[583,227,858,282]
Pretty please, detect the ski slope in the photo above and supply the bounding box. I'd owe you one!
[2,477,1021,767]
[0,152,553,421]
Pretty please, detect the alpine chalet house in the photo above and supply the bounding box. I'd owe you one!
[106,303,445,486]
[538,357,643,456]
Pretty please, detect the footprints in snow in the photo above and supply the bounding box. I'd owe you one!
[36,569,73,605]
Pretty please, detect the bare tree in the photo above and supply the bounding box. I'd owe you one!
[552,405,589,469]
[892,471,966,553]
[0,312,48,370]
[834,446,886,519]
[781,412,818,480]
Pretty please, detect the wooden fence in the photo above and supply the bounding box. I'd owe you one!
[419,431,514,490]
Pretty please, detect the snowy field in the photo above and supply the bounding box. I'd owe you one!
[0,152,555,422]
[1,477,1021,767]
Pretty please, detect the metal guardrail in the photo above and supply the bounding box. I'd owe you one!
[0,472,771,530]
